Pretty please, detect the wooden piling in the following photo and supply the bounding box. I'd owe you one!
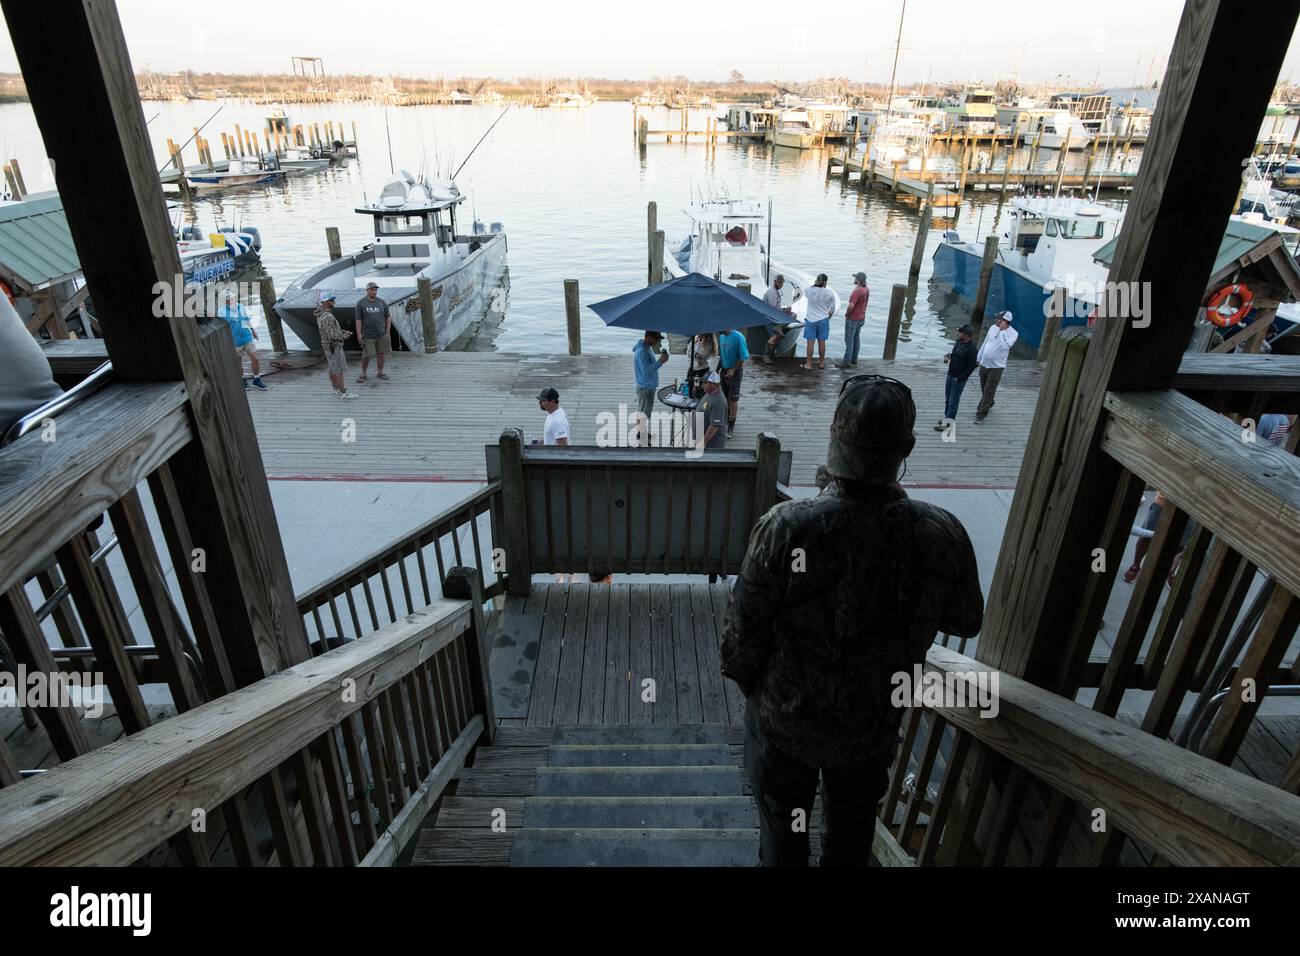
[1028,129,1042,174]
[417,276,438,353]
[351,121,360,159]
[257,275,288,354]
[882,283,906,361]
[3,163,21,200]
[8,158,26,196]
[998,152,1012,206]
[637,116,648,147]
[909,183,934,278]
[956,148,970,205]
[646,201,657,285]
[891,161,902,195]
[234,124,245,157]
[971,235,1000,330]
[564,279,582,355]
[650,230,665,285]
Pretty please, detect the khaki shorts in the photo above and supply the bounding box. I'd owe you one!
[234,340,257,357]
[362,336,391,358]
[325,345,347,376]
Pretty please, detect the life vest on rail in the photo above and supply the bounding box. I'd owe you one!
[1205,283,1253,328]
[0,280,13,306]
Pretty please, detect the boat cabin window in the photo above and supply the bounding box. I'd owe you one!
[1013,217,1044,252]
[1059,217,1106,239]
[378,214,429,236]
[1045,219,1059,238]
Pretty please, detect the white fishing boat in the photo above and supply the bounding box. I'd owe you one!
[857,116,933,170]
[1238,160,1300,224]
[943,89,998,135]
[185,158,287,191]
[770,109,816,149]
[275,169,507,353]
[278,147,331,173]
[1033,110,1093,150]
[662,196,839,356]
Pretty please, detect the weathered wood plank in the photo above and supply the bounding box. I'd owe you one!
[602,583,631,724]
[0,599,471,865]
[578,585,609,723]
[527,585,567,726]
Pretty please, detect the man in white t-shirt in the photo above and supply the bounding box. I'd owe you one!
[974,311,1019,424]
[537,387,570,446]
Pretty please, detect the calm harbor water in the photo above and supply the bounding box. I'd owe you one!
[7,100,1287,356]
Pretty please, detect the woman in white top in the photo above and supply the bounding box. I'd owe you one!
[690,333,718,397]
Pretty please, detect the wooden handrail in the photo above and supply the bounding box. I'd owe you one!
[0,381,190,595]
[1101,389,1300,596]
[921,645,1300,866]
[295,481,503,620]
[0,598,473,866]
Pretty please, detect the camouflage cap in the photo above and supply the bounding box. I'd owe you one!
[826,375,916,482]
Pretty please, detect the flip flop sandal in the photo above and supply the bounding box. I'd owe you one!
[356,375,367,383]
[378,373,390,380]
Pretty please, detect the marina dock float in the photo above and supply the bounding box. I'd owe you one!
[827,153,1140,198]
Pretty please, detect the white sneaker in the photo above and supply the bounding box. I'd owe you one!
[339,390,359,400]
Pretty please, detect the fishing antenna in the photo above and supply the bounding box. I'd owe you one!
[384,109,395,175]
[157,105,223,175]
[451,106,510,179]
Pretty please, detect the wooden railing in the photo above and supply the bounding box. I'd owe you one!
[876,334,1300,866]
[0,593,492,865]
[296,482,504,649]
[488,429,790,593]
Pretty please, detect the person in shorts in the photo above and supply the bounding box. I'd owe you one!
[316,292,358,399]
[717,327,749,438]
[801,274,835,371]
[355,281,392,383]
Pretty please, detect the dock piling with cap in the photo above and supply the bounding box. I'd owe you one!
[257,275,288,354]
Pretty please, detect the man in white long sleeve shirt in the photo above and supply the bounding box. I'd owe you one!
[974,310,1018,423]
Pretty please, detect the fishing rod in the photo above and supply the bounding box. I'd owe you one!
[384,109,394,175]
[156,105,223,175]
[451,106,510,179]
[766,197,773,285]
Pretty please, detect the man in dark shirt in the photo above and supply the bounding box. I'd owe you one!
[354,281,392,383]
[936,323,977,430]
[722,375,983,866]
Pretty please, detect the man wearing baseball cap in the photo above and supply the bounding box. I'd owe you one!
[840,272,869,368]
[537,387,570,446]
[695,371,728,451]
[315,292,358,399]
[936,323,978,429]
[722,375,983,866]
[355,281,392,384]
[974,310,1018,424]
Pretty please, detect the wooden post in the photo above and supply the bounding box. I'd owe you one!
[1028,129,1041,178]
[751,433,781,528]
[3,0,313,683]
[891,161,902,194]
[646,200,657,285]
[351,121,359,159]
[998,149,1012,206]
[564,278,581,355]
[326,226,342,261]
[257,275,287,354]
[3,163,20,200]
[498,429,532,597]
[441,567,496,745]
[650,230,665,285]
[882,283,906,360]
[976,0,1297,688]
[971,235,1001,330]
[1040,288,1065,364]
[909,183,933,278]
[234,123,245,157]
[417,276,437,353]
[638,115,648,147]
[1055,128,1072,193]
[956,147,970,204]
[8,158,27,196]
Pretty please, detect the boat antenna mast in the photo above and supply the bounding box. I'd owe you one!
[883,0,907,126]
[156,105,223,175]
[765,197,773,285]
[384,109,395,175]
[451,106,511,180]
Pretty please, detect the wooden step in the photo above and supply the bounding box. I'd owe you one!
[534,766,744,797]
[547,744,734,767]
[509,828,759,867]
[522,796,756,829]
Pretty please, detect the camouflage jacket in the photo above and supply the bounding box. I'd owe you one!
[721,479,983,766]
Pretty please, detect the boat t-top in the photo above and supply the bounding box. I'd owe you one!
[275,169,508,352]
[662,196,838,355]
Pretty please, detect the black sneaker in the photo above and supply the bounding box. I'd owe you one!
[974,415,985,425]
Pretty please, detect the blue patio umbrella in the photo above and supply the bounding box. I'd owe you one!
[588,271,796,335]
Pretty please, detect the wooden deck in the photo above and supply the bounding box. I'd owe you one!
[242,351,1044,488]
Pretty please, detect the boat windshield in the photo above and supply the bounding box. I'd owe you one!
[1058,217,1106,239]
[378,214,428,236]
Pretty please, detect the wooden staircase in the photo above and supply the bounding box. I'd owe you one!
[412,724,761,866]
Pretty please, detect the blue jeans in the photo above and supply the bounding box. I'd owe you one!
[944,374,969,420]
[843,320,863,365]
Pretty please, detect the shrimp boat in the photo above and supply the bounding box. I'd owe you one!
[274,169,507,353]
[662,197,839,356]
[185,158,287,191]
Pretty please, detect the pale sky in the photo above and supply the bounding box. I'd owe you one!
[2,0,1299,87]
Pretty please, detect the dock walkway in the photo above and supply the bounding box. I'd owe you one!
[244,351,1043,488]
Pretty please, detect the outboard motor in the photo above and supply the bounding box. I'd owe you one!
[489,222,503,234]
[942,229,962,244]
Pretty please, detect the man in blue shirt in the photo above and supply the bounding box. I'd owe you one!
[217,290,267,390]
[633,330,669,445]
[718,327,750,438]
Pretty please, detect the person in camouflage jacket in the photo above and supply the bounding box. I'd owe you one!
[721,375,983,865]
